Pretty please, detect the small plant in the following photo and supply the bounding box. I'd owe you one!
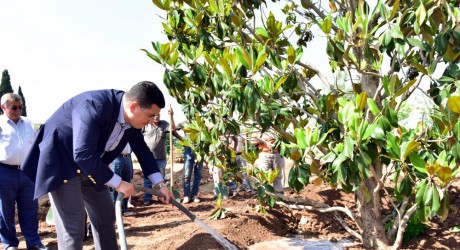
[210,194,227,220]
[402,215,429,245]
[170,187,181,202]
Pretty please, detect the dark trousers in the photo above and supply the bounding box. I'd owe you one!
[0,167,42,249]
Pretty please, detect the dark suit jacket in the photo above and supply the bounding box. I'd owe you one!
[21,89,159,199]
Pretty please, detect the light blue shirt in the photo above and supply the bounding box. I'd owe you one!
[0,115,35,165]
[120,143,132,155]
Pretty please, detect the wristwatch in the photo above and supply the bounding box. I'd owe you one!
[156,182,168,189]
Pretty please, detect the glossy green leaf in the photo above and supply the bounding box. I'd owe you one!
[362,121,378,140]
[294,128,308,149]
[424,185,433,206]
[297,164,310,185]
[321,14,332,34]
[401,140,420,161]
[386,133,400,159]
[398,176,412,197]
[432,186,440,213]
[409,153,427,173]
[255,27,269,38]
[416,180,427,204]
[367,98,380,115]
[416,3,426,26]
[332,153,347,173]
[252,51,268,74]
[371,126,385,140]
[344,136,355,159]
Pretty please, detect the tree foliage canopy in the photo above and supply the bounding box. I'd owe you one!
[18,86,27,117]
[146,0,460,248]
[0,69,14,115]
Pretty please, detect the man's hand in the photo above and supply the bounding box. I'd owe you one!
[168,107,174,116]
[158,186,174,204]
[115,181,134,198]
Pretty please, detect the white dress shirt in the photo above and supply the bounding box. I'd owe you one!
[0,115,35,165]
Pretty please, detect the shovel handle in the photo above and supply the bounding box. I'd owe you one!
[134,185,237,250]
[134,185,196,221]
[115,193,128,250]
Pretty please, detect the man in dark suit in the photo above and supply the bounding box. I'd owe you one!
[21,81,173,250]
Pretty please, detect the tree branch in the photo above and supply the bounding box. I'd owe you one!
[276,200,363,241]
[390,204,418,250]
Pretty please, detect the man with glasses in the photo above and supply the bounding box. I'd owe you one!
[0,93,48,250]
[21,81,174,250]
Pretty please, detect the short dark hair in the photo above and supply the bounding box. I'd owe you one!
[125,81,165,109]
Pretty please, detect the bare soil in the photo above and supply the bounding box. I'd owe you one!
[13,165,460,250]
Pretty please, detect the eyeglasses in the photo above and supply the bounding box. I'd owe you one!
[7,105,23,111]
[140,107,158,120]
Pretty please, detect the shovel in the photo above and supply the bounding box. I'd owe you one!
[115,186,237,250]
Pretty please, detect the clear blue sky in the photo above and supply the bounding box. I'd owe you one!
[0,0,186,124]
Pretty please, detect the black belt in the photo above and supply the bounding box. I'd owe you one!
[236,152,242,155]
[119,154,131,158]
[0,162,20,170]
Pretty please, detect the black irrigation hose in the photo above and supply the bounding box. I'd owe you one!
[134,185,238,250]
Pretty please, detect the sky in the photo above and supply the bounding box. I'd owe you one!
[0,0,185,124]
[0,0,334,126]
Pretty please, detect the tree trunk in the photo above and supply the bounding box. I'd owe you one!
[355,163,390,249]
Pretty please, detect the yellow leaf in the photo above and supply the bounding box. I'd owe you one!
[447,96,460,114]
[436,166,453,184]
[287,46,295,64]
[426,165,435,175]
[328,1,337,12]
[356,92,367,111]
[218,57,232,75]
[395,79,417,98]
[310,160,320,175]
[314,178,323,186]
[291,151,301,161]
[389,0,400,20]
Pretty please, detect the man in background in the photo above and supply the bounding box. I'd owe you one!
[142,107,181,205]
[0,93,48,250]
[110,143,133,215]
[251,130,285,194]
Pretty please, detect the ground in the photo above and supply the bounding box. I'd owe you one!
[13,164,460,250]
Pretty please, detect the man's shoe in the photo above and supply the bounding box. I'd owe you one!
[6,246,18,250]
[192,196,200,203]
[143,200,152,206]
[182,196,190,204]
[28,244,50,250]
[123,211,135,216]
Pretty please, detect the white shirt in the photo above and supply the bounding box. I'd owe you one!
[0,115,35,165]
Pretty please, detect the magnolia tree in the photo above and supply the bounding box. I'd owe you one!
[144,0,460,248]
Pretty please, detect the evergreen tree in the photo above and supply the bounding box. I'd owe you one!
[18,86,27,117]
[0,69,14,115]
